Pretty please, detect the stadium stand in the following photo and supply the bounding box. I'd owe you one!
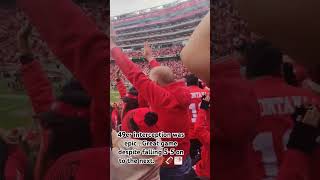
[110,0,209,85]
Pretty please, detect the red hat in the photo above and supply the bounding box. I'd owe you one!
[122,108,159,133]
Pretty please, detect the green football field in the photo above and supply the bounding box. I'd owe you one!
[0,81,33,130]
[0,83,120,130]
[110,89,120,103]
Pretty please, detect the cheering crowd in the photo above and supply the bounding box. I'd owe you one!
[110,60,188,88]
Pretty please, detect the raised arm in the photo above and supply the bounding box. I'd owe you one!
[143,41,160,68]
[18,0,108,147]
[115,70,127,99]
[111,45,179,109]
[18,0,108,100]
[18,23,54,114]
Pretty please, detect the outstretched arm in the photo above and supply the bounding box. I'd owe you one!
[111,41,179,109]
[18,0,108,146]
[18,23,54,115]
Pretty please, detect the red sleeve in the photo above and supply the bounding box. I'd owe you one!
[194,109,210,146]
[111,48,180,109]
[138,93,149,108]
[18,0,108,147]
[277,150,311,180]
[116,79,127,98]
[149,59,160,69]
[20,60,55,114]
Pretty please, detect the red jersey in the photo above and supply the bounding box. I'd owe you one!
[187,85,209,139]
[194,109,210,178]
[249,76,319,180]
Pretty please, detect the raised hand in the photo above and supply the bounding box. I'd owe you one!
[200,94,210,110]
[143,41,153,62]
[116,69,121,79]
[17,22,32,55]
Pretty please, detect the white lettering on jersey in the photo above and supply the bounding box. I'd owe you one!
[190,92,207,99]
[258,96,309,116]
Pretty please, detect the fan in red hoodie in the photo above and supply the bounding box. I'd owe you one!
[185,74,209,165]
[194,95,210,178]
[244,40,319,180]
[111,39,192,179]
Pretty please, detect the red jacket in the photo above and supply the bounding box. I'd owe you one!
[18,0,108,147]
[194,109,210,178]
[111,47,191,164]
[5,145,28,180]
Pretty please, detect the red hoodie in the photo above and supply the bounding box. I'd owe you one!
[5,145,28,180]
[111,47,191,165]
[194,109,210,178]
[138,59,160,108]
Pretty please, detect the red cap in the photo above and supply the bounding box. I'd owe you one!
[122,108,159,133]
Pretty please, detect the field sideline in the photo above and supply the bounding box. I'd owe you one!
[0,83,121,130]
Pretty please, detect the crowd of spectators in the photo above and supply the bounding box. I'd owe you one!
[110,58,189,87]
[126,45,183,59]
[0,3,108,91]
[212,0,261,59]
[0,3,108,65]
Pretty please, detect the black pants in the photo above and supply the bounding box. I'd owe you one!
[189,139,202,166]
